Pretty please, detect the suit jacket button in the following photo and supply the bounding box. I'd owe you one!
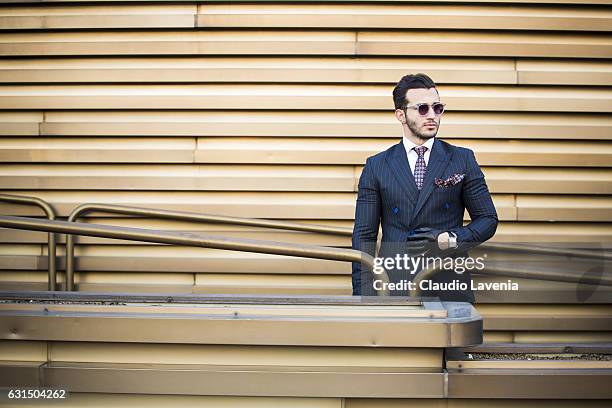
[393,207,399,214]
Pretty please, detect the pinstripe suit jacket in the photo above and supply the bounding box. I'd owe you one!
[351,138,498,300]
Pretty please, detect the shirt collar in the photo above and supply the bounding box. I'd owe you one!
[402,132,435,153]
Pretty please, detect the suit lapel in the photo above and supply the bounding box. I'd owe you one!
[411,138,452,223]
[385,141,419,208]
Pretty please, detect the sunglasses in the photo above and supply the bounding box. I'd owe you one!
[404,102,445,116]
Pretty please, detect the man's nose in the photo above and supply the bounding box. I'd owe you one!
[425,106,436,119]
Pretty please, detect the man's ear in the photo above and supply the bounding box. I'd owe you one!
[394,109,406,124]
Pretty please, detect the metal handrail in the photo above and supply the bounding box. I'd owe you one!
[480,242,612,262]
[409,257,612,298]
[65,203,352,291]
[64,203,611,293]
[0,215,390,296]
[0,194,57,290]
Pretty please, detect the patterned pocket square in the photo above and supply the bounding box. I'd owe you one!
[434,173,465,188]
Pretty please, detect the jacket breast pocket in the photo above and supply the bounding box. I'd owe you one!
[433,178,464,202]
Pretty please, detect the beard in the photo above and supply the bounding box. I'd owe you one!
[407,117,438,141]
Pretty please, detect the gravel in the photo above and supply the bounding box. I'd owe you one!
[469,352,611,361]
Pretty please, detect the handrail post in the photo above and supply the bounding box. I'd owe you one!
[0,194,57,290]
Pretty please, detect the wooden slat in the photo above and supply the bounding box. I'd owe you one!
[483,168,612,194]
[0,5,196,30]
[0,56,518,84]
[0,164,609,194]
[194,274,350,295]
[517,195,612,222]
[0,31,356,56]
[198,4,612,31]
[493,222,612,242]
[2,3,611,31]
[1,30,609,58]
[357,31,612,59]
[518,59,612,86]
[0,164,355,192]
[32,111,612,140]
[0,137,195,163]
[0,84,609,112]
[3,57,611,86]
[2,137,610,166]
[0,111,43,136]
[196,138,612,166]
[0,190,517,220]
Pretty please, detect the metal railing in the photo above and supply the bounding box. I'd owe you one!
[1,196,609,297]
[65,203,352,291]
[0,194,57,290]
[64,203,611,293]
[409,258,612,298]
[0,215,390,296]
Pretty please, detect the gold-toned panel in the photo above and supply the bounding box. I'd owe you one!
[483,168,612,194]
[196,138,612,166]
[36,111,612,139]
[477,304,612,317]
[0,137,195,163]
[0,56,518,84]
[357,31,612,58]
[195,274,350,295]
[3,3,611,32]
[511,332,612,343]
[198,4,612,31]
[0,84,609,112]
[347,400,612,408]
[48,342,440,368]
[517,59,612,86]
[0,164,355,192]
[0,191,517,220]
[0,340,46,362]
[0,30,609,58]
[0,5,196,29]
[0,164,609,194]
[0,392,341,408]
[0,30,356,56]
[0,112,42,136]
[492,222,612,242]
[516,195,612,222]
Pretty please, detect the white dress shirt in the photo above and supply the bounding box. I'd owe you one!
[402,134,435,176]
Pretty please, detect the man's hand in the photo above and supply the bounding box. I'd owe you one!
[406,227,448,252]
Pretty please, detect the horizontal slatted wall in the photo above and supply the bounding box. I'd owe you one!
[0,0,611,298]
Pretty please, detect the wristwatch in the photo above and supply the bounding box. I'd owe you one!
[448,232,458,249]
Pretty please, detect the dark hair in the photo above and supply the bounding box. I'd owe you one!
[392,73,437,110]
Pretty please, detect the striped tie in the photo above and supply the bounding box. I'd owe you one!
[414,146,428,190]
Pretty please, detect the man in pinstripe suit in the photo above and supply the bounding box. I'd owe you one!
[352,74,498,302]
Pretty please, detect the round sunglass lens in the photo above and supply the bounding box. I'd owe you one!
[433,104,444,114]
[418,105,429,115]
